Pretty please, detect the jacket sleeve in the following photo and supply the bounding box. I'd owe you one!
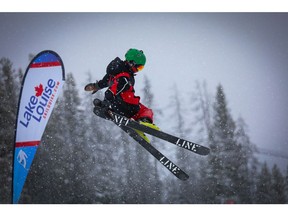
[97,57,123,89]
[97,73,110,89]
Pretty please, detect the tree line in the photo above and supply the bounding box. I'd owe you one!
[1,57,288,204]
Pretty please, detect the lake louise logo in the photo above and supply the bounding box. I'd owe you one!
[19,79,60,128]
[35,84,44,97]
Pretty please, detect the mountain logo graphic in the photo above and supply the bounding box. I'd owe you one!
[34,84,44,97]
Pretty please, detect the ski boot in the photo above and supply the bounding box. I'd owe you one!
[134,117,160,143]
[93,99,112,120]
[138,118,160,131]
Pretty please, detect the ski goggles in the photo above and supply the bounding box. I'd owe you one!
[136,64,144,71]
[129,60,144,72]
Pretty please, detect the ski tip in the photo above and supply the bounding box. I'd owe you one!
[178,173,189,181]
[198,147,210,156]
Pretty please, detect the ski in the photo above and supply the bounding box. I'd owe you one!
[93,106,189,181]
[120,125,189,181]
[98,107,210,156]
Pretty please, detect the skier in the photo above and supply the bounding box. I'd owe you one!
[88,49,210,180]
[85,48,154,124]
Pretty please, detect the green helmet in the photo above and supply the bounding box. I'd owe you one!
[125,48,146,66]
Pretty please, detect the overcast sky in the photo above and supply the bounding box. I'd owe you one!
[1,13,288,168]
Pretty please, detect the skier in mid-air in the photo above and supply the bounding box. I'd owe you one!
[84,48,154,124]
[85,49,210,180]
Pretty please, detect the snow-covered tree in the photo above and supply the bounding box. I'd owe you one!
[271,164,286,203]
[255,162,272,203]
[205,84,254,203]
[0,58,19,203]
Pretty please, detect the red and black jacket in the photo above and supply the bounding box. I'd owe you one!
[97,57,140,117]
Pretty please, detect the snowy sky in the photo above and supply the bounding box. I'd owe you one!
[1,12,288,168]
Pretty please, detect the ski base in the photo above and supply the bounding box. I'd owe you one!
[103,107,210,156]
[93,105,189,181]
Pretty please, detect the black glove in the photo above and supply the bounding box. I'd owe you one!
[84,81,100,94]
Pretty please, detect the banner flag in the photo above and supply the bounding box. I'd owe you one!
[12,50,65,204]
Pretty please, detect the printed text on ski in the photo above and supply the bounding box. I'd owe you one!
[159,156,180,174]
[176,139,197,152]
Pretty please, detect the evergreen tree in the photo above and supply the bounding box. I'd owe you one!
[60,73,96,203]
[285,165,288,203]
[119,131,140,203]
[81,72,121,203]
[191,81,213,143]
[188,82,256,204]
[165,83,199,203]
[255,162,272,203]
[271,164,286,203]
[189,81,213,203]
[139,75,162,203]
[206,84,234,202]
[235,116,259,204]
[0,58,19,203]
[165,84,184,203]
[207,84,250,203]
[233,117,256,203]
